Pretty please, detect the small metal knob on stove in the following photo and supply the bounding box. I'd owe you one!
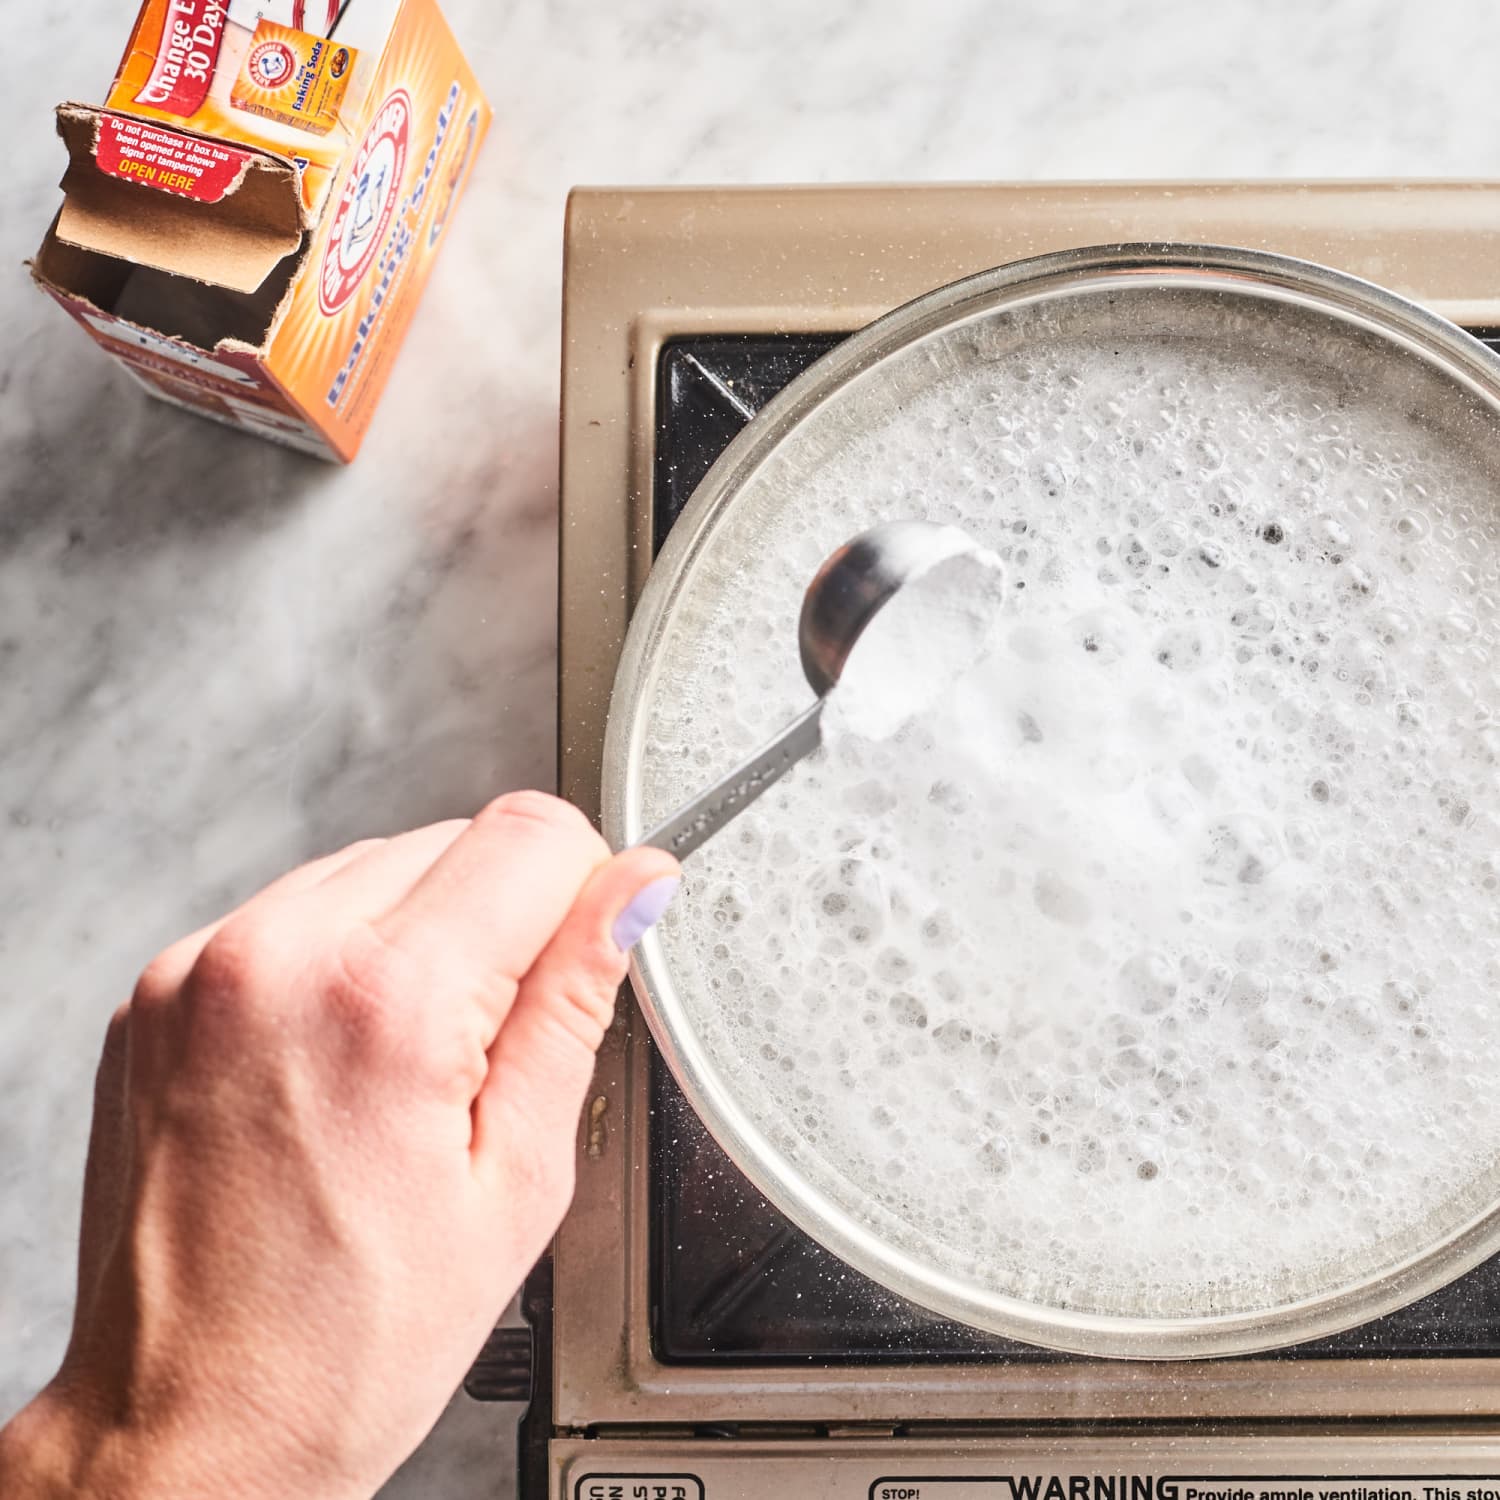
[463,1324,533,1403]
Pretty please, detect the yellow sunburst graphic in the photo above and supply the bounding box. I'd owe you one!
[266,0,489,459]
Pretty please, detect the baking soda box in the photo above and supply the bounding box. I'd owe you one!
[30,0,491,460]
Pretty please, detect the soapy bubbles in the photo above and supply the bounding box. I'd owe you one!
[637,307,1500,1319]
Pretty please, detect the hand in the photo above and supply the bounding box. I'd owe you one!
[0,792,678,1500]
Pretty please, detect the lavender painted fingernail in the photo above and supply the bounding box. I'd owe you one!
[611,876,680,952]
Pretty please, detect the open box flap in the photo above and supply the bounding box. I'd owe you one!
[52,103,302,295]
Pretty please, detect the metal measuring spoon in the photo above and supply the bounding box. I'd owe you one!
[635,520,991,860]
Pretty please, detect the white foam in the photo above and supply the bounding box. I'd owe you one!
[637,301,1500,1320]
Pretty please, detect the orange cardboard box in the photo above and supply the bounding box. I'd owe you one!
[30,0,491,461]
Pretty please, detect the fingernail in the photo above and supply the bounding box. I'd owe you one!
[612,876,680,952]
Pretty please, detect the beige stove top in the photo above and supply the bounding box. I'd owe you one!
[545,183,1500,1494]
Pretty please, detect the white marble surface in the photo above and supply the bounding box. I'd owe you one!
[2,0,1498,1494]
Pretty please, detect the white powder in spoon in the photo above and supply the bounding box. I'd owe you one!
[823,538,1006,741]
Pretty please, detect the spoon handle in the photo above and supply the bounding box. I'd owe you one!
[633,701,824,859]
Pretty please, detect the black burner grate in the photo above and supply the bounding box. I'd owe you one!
[648,332,1500,1366]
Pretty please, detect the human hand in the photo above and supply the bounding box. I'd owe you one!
[0,792,678,1500]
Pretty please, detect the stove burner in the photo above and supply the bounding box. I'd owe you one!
[649,332,1500,1367]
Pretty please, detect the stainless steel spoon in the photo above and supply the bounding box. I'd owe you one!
[634,519,990,860]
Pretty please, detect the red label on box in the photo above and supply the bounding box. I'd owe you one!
[95,114,250,201]
[131,0,226,116]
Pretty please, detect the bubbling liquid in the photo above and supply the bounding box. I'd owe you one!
[637,304,1500,1320]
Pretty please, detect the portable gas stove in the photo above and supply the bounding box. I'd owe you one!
[467,184,1500,1499]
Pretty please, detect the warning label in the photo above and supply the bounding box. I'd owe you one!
[867,1480,1500,1500]
[94,114,250,201]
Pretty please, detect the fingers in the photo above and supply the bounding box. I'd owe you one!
[134,836,394,1000]
[470,849,678,1189]
[136,797,602,1096]
[373,793,610,1041]
[263,837,393,898]
[304,819,470,916]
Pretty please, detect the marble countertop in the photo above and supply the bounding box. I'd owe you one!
[3,0,1497,1494]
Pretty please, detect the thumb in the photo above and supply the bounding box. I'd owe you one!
[471,849,679,1195]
